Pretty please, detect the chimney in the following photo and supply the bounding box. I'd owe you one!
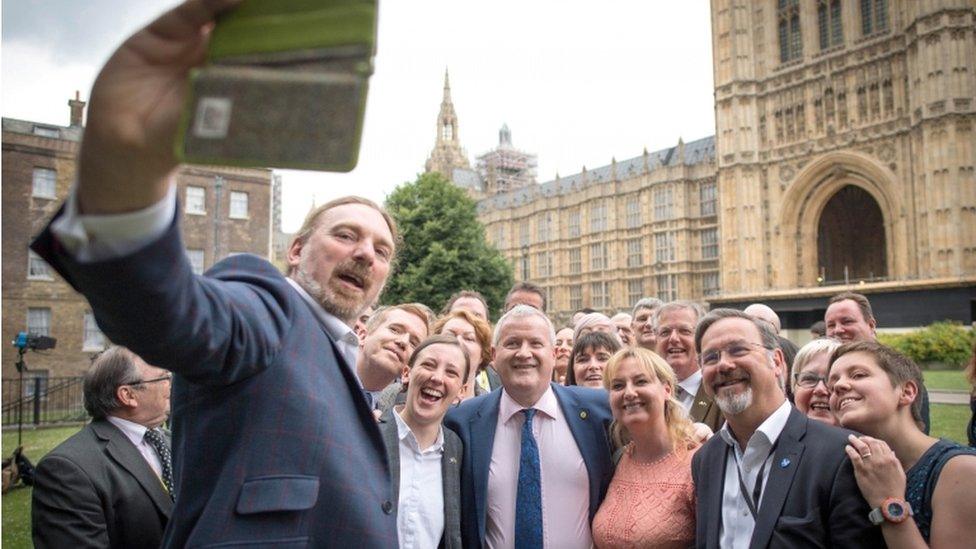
[68,91,86,127]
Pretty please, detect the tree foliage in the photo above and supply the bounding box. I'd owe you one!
[382,172,513,318]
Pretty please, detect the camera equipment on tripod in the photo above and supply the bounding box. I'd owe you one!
[12,332,56,351]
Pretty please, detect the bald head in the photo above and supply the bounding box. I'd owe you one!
[744,303,781,334]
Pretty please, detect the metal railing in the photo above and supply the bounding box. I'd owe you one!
[1,376,87,426]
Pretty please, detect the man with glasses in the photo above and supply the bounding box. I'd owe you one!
[689,309,881,549]
[653,301,722,431]
[32,346,173,548]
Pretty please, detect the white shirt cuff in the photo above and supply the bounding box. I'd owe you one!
[50,182,177,263]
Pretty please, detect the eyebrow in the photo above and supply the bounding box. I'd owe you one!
[331,222,394,251]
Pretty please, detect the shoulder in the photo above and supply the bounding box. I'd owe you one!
[41,424,100,462]
[802,415,859,451]
[444,427,463,450]
[556,385,611,417]
[445,393,494,430]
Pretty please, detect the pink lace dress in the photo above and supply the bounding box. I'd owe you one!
[592,444,698,549]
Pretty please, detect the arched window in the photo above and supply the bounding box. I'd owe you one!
[441,122,454,141]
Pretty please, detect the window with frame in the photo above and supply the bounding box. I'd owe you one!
[519,220,531,247]
[537,213,551,242]
[700,181,717,217]
[590,242,608,270]
[187,249,205,275]
[535,252,553,278]
[28,250,53,280]
[778,0,803,63]
[625,196,641,228]
[568,210,581,238]
[229,191,249,219]
[702,272,720,297]
[818,0,843,50]
[626,238,643,268]
[656,274,678,302]
[520,255,530,280]
[32,125,59,138]
[627,279,644,305]
[27,307,51,337]
[569,285,583,311]
[494,225,506,248]
[654,186,673,221]
[655,232,675,263]
[860,0,888,37]
[591,281,609,309]
[701,228,719,260]
[32,168,57,199]
[590,201,608,233]
[186,186,206,215]
[83,312,106,351]
[569,248,582,274]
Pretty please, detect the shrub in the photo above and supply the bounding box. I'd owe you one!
[879,322,975,369]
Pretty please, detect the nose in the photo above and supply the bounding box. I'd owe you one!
[351,238,376,264]
[516,341,533,357]
[812,379,830,394]
[623,382,637,398]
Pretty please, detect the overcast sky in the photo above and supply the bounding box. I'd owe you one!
[3,1,716,233]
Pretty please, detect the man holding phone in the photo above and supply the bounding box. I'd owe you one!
[31,1,397,546]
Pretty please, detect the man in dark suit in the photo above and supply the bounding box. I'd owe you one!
[653,300,723,432]
[444,305,613,549]
[691,308,882,548]
[29,2,399,545]
[32,346,173,548]
[378,334,466,549]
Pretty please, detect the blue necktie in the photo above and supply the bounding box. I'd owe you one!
[515,408,543,549]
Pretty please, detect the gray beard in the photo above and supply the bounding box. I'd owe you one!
[294,252,365,324]
[715,386,753,416]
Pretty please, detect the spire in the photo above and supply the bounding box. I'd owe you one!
[443,67,452,103]
[499,123,512,146]
[426,67,470,179]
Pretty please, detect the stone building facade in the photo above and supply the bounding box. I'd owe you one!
[2,99,274,381]
[429,0,975,330]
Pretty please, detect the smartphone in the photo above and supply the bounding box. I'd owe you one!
[175,1,378,172]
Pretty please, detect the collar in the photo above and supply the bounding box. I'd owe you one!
[499,384,558,424]
[678,369,703,396]
[719,399,792,451]
[393,407,445,454]
[106,415,149,445]
[285,277,360,348]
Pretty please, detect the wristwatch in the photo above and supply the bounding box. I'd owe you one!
[868,497,913,525]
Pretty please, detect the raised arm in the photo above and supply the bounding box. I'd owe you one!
[77,0,241,215]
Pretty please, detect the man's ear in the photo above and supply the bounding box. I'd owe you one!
[286,238,304,273]
[116,385,138,409]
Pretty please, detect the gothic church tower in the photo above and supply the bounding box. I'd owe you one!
[425,69,470,179]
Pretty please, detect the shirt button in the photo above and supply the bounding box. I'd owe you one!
[382,501,394,514]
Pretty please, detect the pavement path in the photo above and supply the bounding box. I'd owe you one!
[929,390,971,405]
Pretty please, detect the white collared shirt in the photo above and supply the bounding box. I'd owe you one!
[393,408,445,549]
[486,386,591,549]
[717,399,793,549]
[106,416,163,478]
[677,369,703,412]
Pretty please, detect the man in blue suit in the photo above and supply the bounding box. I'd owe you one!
[444,305,613,549]
[29,1,399,546]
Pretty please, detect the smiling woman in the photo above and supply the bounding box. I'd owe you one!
[565,332,621,388]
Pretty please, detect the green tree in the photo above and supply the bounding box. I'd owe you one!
[383,172,513,318]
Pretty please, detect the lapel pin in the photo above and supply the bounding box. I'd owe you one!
[449,457,457,464]
[698,401,707,406]
[579,410,588,420]
[780,458,791,468]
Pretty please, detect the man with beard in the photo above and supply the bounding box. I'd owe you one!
[29,2,401,545]
[690,309,881,548]
[358,304,430,411]
[653,301,722,431]
[631,297,663,351]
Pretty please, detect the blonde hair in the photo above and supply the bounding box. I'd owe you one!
[791,337,842,392]
[603,347,698,452]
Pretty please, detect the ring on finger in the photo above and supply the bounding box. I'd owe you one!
[861,452,872,459]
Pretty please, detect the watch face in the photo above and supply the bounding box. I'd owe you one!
[886,502,904,518]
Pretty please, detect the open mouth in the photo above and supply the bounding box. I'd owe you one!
[584,373,604,382]
[622,400,644,412]
[809,400,830,411]
[419,386,445,405]
[337,271,365,290]
[511,362,537,371]
[836,395,861,410]
[667,347,687,357]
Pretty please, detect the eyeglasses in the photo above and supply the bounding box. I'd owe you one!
[794,372,829,389]
[699,341,770,367]
[123,373,173,387]
[656,326,695,338]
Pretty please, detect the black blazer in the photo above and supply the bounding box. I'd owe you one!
[378,408,463,549]
[691,407,883,549]
[31,419,172,549]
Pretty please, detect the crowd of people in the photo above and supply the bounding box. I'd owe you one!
[25,1,976,548]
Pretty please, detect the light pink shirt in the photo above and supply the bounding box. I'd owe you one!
[486,387,591,549]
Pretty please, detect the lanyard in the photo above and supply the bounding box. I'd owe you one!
[729,439,778,520]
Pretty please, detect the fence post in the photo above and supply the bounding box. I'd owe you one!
[33,377,42,425]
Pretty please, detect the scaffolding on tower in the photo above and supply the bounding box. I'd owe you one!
[476,123,537,194]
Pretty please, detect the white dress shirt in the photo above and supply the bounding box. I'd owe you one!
[106,416,163,478]
[50,185,361,378]
[486,387,591,549]
[393,408,445,549]
[676,369,703,412]
[717,399,792,549]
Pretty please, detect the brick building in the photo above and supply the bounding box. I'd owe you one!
[2,96,274,381]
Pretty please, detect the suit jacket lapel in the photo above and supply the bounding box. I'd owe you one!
[701,437,728,549]
[441,432,463,549]
[552,384,603,520]
[470,391,501,544]
[749,408,806,549]
[93,420,173,518]
[377,410,401,505]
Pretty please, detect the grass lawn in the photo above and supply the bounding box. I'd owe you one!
[2,425,83,549]
[922,369,971,392]
[930,403,971,446]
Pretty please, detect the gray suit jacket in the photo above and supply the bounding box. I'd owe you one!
[378,407,463,549]
[32,419,172,549]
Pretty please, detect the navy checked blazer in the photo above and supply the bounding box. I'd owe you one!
[31,213,398,548]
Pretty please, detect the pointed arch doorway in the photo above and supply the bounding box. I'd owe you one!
[817,185,887,283]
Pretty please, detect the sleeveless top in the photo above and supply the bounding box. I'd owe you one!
[904,438,976,542]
